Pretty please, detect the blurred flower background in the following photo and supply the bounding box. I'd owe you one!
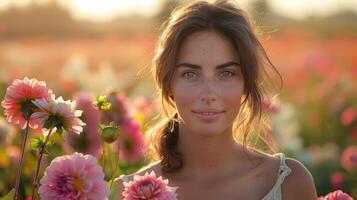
[0,0,356,198]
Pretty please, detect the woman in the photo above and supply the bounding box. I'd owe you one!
[115,0,317,199]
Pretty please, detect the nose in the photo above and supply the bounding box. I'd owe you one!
[200,79,217,103]
[201,95,216,103]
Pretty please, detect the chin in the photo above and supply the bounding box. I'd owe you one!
[190,124,227,137]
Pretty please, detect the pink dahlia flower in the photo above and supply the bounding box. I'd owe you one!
[32,96,86,135]
[119,119,145,164]
[317,190,353,200]
[123,171,178,200]
[340,146,357,171]
[38,152,109,200]
[1,77,52,129]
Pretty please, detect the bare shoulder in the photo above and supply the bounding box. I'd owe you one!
[113,161,161,200]
[282,157,318,200]
[127,160,162,178]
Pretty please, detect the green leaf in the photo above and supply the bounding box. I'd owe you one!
[44,147,50,155]
[98,124,106,132]
[31,137,45,150]
[0,189,15,200]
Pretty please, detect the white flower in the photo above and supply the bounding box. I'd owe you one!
[32,95,86,135]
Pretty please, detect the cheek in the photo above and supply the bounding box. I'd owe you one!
[221,83,244,111]
[171,84,197,109]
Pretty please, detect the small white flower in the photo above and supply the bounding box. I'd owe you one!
[32,95,86,135]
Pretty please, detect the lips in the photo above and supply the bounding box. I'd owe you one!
[192,109,224,122]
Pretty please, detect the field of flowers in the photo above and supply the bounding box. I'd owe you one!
[0,28,356,199]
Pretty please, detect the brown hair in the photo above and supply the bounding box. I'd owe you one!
[149,0,282,173]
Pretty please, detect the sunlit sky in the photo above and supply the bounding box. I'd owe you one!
[0,0,356,21]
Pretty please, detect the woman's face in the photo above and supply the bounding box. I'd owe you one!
[170,31,244,137]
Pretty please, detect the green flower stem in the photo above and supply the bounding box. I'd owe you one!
[13,119,30,200]
[31,127,54,200]
[110,141,120,190]
[102,141,106,174]
[99,124,108,179]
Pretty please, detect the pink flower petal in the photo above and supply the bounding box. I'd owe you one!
[39,152,109,200]
[123,171,178,200]
[1,77,52,130]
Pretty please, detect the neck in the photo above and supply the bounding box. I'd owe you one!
[176,123,243,179]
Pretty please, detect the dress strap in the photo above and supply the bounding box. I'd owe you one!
[261,153,292,200]
[275,153,292,185]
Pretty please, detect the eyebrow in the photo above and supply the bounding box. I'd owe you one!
[175,61,241,69]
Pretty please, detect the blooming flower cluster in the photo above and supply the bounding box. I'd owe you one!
[1,77,87,199]
[1,77,86,136]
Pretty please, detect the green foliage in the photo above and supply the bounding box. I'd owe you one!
[0,189,14,200]
[31,137,46,150]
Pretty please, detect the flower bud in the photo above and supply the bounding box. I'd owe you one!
[98,122,119,143]
[93,96,111,111]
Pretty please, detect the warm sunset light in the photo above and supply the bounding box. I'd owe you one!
[0,0,356,21]
[0,0,164,21]
[66,0,162,21]
[269,0,357,19]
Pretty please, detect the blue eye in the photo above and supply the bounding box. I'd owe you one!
[182,72,197,79]
[220,71,235,77]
